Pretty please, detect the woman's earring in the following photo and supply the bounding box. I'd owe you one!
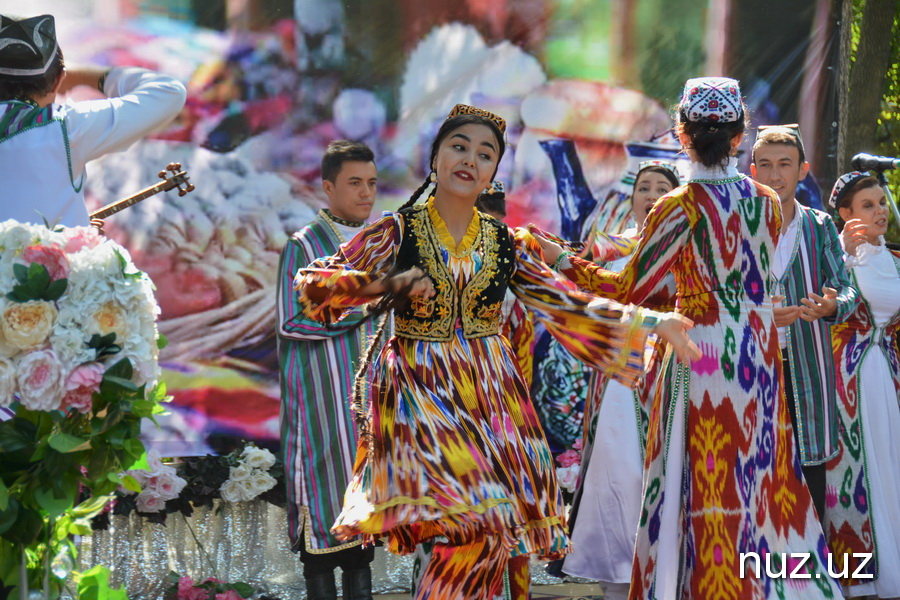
[430,171,436,183]
[487,185,496,194]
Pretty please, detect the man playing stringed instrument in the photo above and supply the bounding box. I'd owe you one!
[0,14,186,229]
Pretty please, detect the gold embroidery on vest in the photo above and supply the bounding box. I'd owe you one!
[460,218,503,338]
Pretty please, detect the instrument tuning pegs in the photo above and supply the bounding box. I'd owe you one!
[178,181,196,197]
[158,170,167,179]
[166,162,181,172]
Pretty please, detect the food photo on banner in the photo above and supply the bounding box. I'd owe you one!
[0,0,876,596]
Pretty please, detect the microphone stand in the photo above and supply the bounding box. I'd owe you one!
[874,170,900,227]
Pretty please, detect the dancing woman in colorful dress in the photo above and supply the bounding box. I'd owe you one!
[296,104,698,600]
[825,172,900,600]
[560,161,680,600]
[535,78,843,599]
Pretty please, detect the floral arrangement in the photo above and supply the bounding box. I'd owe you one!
[219,445,278,503]
[0,222,160,409]
[0,220,167,599]
[124,449,188,513]
[167,572,254,600]
[94,442,284,528]
[555,437,583,497]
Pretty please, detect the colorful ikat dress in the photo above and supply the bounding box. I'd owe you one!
[825,239,900,598]
[560,160,843,600]
[298,198,661,569]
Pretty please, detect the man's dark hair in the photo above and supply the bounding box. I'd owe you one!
[752,128,806,164]
[321,140,375,183]
[0,48,64,102]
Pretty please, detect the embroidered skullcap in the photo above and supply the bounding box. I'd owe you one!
[829,171,869,209]
[0,14,58,78]
[446,104,507,134]
[680,77,743,123]
[637,160,680,184]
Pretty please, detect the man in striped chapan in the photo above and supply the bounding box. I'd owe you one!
[276,140,378,600]
[750,125,859,523]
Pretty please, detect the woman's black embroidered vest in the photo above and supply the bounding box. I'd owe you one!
[393,204,515,341]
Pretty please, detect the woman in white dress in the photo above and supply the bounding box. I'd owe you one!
[825,171,900,600]
[560,161,680,600]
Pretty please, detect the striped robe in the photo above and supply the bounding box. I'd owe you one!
[276,213,376,553]
[774,205,859,465]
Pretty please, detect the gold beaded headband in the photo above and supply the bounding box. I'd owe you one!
[446,104,507,134]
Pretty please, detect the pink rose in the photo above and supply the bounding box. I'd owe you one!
[214,590,242,600]
[22,244,69,281]
[556,449,580,468]
[556,464,579,493]
[135,490,165,513]
[156,470,187,499]
[62,363,105,414]
[63,227,102,253]
[571,437,584,451]
[187,587,209,600]
[15,349,64,411]
[177,576,195,599]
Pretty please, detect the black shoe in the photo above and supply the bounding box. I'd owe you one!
[305,571,338,600]
[341,567,373,600]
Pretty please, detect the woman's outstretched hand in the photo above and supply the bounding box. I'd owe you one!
[654,312,701,363]
[388,267,435,298]
[530,229,564,265]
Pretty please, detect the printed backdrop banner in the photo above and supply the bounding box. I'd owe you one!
[0,0,840,455]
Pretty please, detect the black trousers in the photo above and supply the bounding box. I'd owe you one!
[298,533,375,578]
[782,358,826,524]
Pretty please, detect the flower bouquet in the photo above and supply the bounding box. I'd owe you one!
[0,220,167,599]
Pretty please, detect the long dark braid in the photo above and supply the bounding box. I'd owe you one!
[399,175,434,211]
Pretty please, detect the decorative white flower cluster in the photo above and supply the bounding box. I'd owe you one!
[219,445,277,503]
[0,221,161,412]
[126,450,187,513]
[555,464,580,494]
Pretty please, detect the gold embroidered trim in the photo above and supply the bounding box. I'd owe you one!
[460,216,503,338]
[427,197,481,258]
[393,205,457,341]
[299,505,363,554]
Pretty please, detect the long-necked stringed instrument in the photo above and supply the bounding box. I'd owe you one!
[89,162,195,220]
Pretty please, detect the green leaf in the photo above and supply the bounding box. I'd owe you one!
[77,565,129,600]
[12,263,28,285]
[48,432,91,453]
[120,474,141,493]
[71,494,113,519]
[45,278,68,301]
[35,478,77,518]
[104,357,133,381]
[103,376,138,392]
[27,261,50,291]
[157,333,168,349]
[0,479,7,511]
[0,497,17,535]
[231,581,255,597]
[68,522,92,536]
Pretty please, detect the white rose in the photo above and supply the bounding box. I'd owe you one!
[0,356,15,407]
[242,447,276,470]
[249,470,277,496]
[220,479,244,503]
[15,349,64,411]
[238,478,259,501]
[136,490,165,513]
[229,464,251,482]
[556,464,580,494]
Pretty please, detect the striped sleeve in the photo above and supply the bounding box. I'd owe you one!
[298,214,401,324]
[510,227,660,388]
[277,236,367,341]
[818,214,859,324]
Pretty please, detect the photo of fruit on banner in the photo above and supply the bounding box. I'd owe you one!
[0,221,167,599]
